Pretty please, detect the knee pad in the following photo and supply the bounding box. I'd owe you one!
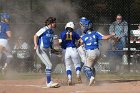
[83,66,94,80]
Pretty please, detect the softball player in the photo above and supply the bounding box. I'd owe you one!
[60,22,82,85]
[81,20,115,86]
[0,13,13,74]
[34,17,59,88]
[76,17,88,67]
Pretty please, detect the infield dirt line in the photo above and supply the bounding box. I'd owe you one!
[0,84,48,88]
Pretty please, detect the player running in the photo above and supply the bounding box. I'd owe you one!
[80,20,115,86]
[0,13,13,74]
[34,17,60,88]
[60,22,82,86]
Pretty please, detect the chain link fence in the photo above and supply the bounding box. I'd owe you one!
[0,0,140,73]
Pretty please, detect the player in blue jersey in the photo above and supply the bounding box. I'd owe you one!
[0,13,13,74]
[34,17,60,88]
[81,20,115,86]
[60,22,82,86]
[76,17,88,68]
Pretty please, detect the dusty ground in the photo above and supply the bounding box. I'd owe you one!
[0,77,140,93]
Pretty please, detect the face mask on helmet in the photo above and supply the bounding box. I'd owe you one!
[79,17,88,26]
[0,13,10,22]
[83,20,93,34]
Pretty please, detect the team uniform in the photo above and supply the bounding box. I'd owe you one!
[60,22,81,85]
[35,25,59,88]
[0,13,12,73]
[81,31,104,85]
[76,17,88,67]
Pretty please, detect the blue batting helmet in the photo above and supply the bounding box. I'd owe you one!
[83,20,93,33]
[79,17,88,26]
[0,13,10,21]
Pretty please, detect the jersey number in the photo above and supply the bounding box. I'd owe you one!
[66,32,72,40]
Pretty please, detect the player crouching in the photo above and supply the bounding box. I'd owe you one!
[80,20,116,86]
[60,22,82,86]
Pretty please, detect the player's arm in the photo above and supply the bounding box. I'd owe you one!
[102,32,116,40]
[6,24,12,38]
[6,31,12,38]
[34,27,46,49]
[33,34,38,49]
[95,31,115,40]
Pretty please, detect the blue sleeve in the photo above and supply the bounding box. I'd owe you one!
[81,35,85,43]
[95,32,104,40]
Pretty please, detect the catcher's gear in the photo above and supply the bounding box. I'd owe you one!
[83,66,94,80]
[0,13,10,21]
[80,17,88,26]
[65,22,75,29]
[53,35,61,51]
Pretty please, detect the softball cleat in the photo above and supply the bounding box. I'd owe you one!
[47,81,60,88]
[67,79,72,86]
[89,76,95,86]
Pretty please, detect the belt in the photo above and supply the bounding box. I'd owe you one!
[86,48,99,50]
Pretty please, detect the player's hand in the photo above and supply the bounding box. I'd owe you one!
[111,32,116,36]
[34,45,38,49]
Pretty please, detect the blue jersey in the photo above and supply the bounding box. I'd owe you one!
[36,26,53,48]
[0,22,10,39]
[81,31,104,50]
[60,30,80,49]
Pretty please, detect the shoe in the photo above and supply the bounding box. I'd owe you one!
[77,75,82,83]
[47,81,60,88]
[67,79,72,86]
[89,76,95,86]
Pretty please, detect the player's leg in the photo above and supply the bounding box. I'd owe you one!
[65,48,73,85]
[84,49,100,86]
[0,45,3,59]
[1,43,13,74]
[77,45,86,68]
[36,47,59,88]
[71,48,82,83]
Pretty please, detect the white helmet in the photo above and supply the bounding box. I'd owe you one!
[65,22,75,29]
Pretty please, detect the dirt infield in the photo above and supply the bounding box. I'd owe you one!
[0,78,140,93]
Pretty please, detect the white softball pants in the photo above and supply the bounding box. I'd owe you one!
[85,48,101,68]
[36,47,52,69]
[77,45,86,63]
[0,39,13,64]
[63,47,81,71]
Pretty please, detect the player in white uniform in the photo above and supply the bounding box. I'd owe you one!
[34,17,60,88]
[81,20,115,86]
[60,22,82,85]
[0,13,13,74]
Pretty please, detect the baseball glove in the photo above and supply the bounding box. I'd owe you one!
[111,36,120,50]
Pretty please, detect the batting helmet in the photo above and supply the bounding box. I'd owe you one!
[0,13,10,21]
[65,22,75,29]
